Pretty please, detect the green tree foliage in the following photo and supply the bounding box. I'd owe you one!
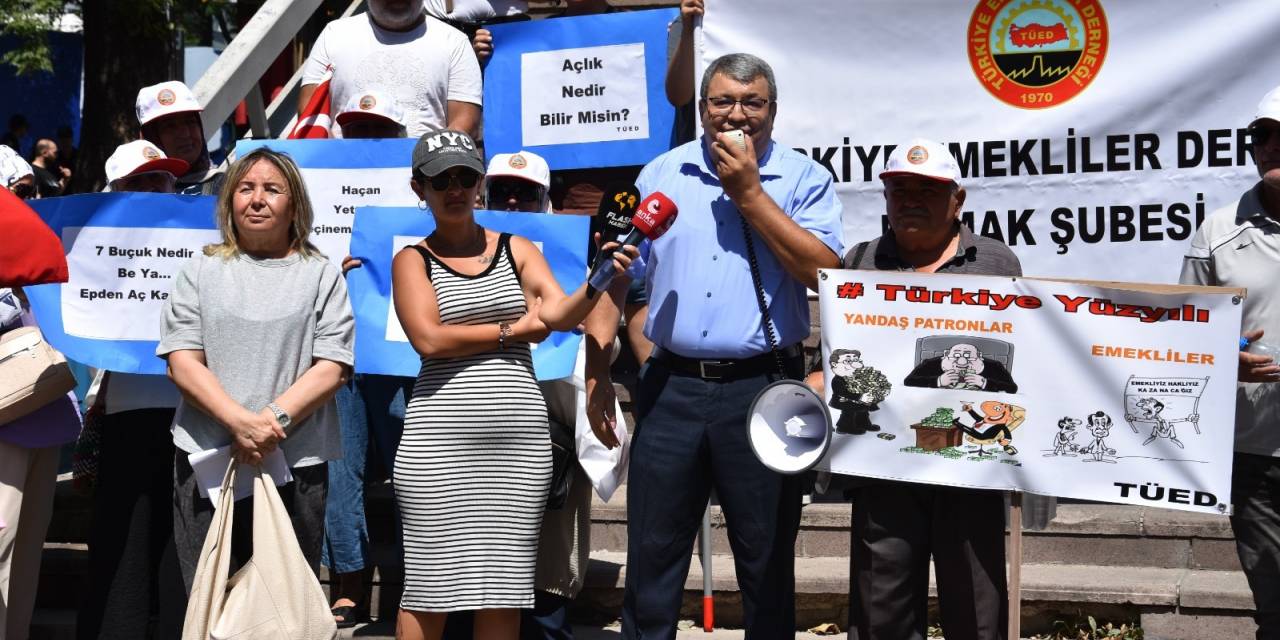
[0,0,65,74]
[0,0,233,76]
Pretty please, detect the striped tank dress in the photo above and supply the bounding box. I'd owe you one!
[397,233,550,612]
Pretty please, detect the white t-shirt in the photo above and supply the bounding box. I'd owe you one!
[301,13,483,138]
[423,0,528,23]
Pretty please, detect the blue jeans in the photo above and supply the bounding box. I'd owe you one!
[322,374,414,572]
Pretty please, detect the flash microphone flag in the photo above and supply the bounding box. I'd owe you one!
[587,191,677,294]
[588,182,640,272]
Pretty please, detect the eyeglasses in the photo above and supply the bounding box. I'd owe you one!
[488,180,543,203]
[425,169,480,192]
[10,183,35,199]
[705,96,771,116]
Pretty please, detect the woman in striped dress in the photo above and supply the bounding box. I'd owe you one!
[390,130,635,640]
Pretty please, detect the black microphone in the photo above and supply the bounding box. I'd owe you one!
[587,192,679,296]
[588,182,640,272]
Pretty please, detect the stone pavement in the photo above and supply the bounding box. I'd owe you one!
[342,621,850,639]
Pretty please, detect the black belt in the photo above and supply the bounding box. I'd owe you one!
[650,344,804,380]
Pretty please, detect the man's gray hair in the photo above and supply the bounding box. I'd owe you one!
[699,53,777,102]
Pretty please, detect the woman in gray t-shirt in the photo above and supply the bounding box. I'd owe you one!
[156,147,354,591]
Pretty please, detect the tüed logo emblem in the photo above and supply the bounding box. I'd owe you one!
[359,95,377,110]
[968,0,1108,109]
[157,89,177,106]
[906,146,929,165]
[142,146,160,160]
[508,154,527,169]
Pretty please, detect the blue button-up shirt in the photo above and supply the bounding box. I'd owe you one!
[630,137,843,358]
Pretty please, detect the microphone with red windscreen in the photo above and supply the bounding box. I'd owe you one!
[586,191,678,296]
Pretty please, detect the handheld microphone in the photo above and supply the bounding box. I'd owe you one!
[588,182,641,271]
[587,192,678,296]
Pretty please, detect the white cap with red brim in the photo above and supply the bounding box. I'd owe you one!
[105,140,189,183]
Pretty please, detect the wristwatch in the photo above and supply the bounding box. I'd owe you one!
[267,402,291,430]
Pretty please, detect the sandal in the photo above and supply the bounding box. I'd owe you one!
[331,604,362,629]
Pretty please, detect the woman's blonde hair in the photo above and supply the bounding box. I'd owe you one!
[204,147,322,259]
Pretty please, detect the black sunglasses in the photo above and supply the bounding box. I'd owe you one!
[10,183,35,199]
[488,180,543,202]
[1251,125,1278,148]
[423,169,480,192]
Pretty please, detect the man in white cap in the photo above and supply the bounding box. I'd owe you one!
[484,150,550,212]
[104,139,189,193]
[0,144,35,200]
[838,138,1020,640]
[298,0,482,138]
[135,80,224,195]
[336,90,408,139]
[1181,85,1280,638]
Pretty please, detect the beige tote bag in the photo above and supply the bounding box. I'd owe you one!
[0,326,77,424]
[182,461,337,640]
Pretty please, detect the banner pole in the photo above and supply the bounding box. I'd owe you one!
[1008,491,1023,640]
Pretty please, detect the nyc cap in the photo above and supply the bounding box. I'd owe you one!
[412,129,485,177]
[136,81,203,127]
[486,151,550,189]
[0,145,32,187]
[879,137,961,185]
[105,140,189,183]
[335,90,405,128]
[1254,85,1280,126]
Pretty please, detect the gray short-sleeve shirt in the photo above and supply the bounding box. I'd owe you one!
[157,251,354,467]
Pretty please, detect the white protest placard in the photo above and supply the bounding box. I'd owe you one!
[817,269,1242,514]
[300,167,417,266]
[60,226,218,341]
[702,1,1280,282]
[235,139,420,269]
[521,43,650,147]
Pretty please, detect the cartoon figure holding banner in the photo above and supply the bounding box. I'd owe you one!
[827,348,892,435]
[1080,411,1117,463]
[1127,397,1198,449]
[1121,376,1206,446]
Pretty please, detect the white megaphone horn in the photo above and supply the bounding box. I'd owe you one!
[746,380,833,475]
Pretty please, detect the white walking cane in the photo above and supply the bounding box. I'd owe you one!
[699,503,714,632]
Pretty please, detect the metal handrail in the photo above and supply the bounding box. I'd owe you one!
[190,0,325,141]
[259,0,366,139]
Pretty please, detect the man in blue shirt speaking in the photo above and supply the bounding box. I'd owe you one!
[584,53,843,638]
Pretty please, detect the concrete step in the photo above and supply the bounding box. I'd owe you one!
[30,541,1257,639]
[577,552,1257,638]
[589,485,1242,571]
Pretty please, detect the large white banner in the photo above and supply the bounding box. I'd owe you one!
[702,1,1280,282]
[817,269,1242,514]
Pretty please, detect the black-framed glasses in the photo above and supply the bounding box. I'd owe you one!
[705,96,771,116]
[488,180,543,203]
[424,169,480,191]
[10,182,35,199]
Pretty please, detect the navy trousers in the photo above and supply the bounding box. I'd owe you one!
[622,358,802,639]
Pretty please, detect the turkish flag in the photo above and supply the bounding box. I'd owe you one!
[288,70,333,139]
[0,187,68,286]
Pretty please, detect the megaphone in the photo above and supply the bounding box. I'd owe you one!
[746,380,833,475]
